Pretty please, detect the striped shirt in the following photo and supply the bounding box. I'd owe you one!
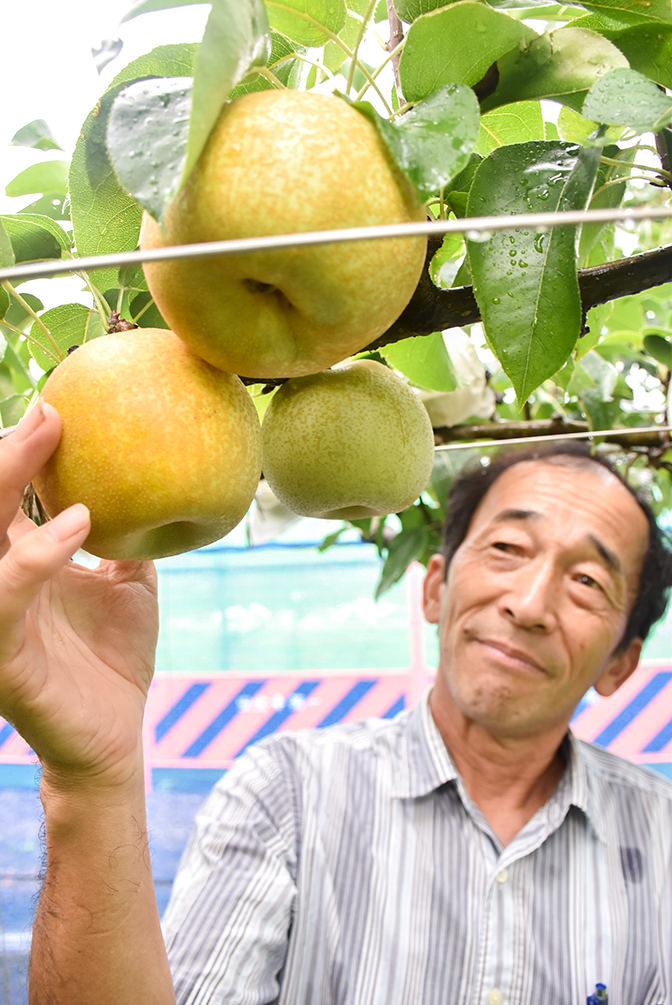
[162,694,672,1005]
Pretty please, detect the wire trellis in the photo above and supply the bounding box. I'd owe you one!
[1,201,671,453]
[0,204,671,283]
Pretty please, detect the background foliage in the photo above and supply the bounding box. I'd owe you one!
[1,0,671,594]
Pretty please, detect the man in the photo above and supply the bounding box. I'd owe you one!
[1,402,671,1004]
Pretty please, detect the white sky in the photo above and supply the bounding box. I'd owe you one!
[0,1,209,206]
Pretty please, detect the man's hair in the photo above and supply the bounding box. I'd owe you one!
[439,441,672,649]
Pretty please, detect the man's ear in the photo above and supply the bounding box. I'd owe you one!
[423,553,446,625]
[594,637,643,698]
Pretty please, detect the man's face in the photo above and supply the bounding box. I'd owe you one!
[424,460,649,741]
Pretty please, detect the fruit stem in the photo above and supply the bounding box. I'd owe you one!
[0,281,63,362]
[76,272,112,332]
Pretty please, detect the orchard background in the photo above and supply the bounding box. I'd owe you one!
[0,0,671,596]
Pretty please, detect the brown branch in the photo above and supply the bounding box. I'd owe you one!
[434,418,672,451]
[386,0,405,107]
[367,241,672,351]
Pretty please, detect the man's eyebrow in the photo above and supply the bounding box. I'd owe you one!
[492,510,623,575]
[493,508,541,523]
[587,533,622,575]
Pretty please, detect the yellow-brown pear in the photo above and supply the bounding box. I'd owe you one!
[141,89,427,379]
[32,329,262,560]
[261,359,435,519]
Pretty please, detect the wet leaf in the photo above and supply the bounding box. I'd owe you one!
[582,67,672,133]
[480,26,629,114]
[355,84,480,200]
[69,44,196,294]
[107,77,193,221]
[185,0,270,182]
[399,3,535,103]
[467,140,601,403]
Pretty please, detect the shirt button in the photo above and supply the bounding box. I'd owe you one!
[487,990,503,1005]
[495,868,508,884]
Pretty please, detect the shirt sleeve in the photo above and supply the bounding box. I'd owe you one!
[161,739,299,1005]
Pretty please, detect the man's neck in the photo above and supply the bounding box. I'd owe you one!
[428,687,567,847]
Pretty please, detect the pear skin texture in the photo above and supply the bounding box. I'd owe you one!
[261,359,435,519]
[141,89,427,379]
[32,329,262,560]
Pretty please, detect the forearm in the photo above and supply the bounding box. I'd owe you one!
[30,761,175,1005]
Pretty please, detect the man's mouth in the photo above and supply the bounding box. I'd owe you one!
[475,637,548,675]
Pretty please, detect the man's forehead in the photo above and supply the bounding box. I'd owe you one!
[471,459,648,559]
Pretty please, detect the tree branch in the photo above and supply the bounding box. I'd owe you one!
[367,241,672,351]
[433,418,671,450]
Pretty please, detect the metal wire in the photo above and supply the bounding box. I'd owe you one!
[1,204,671,283]
[436,424,672,451]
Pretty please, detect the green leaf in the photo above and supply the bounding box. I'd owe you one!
[265,0,347,45]
[480,26,629,114]
[69,44,196,294]
[11,120,62,151]
[355,84,480,200]
[644,333,672,370]
[399,3,536,103]
[604,23,672,88]
[0,220,15,269]
[582,68,672,133]
[230,31,301,97]
[576,0,672,24]
[28,305,106,372]
[107,77,193,221]
[467,140,601,403]
[393,0,446,20]
[477,101,547,155]
[184,0,271,182]
[0,286,9,321]
[376,525,430,598]
[382,333,459,391]
[108,2,271,220]
[0,214,70,263]
[5,161,69,198]
[121,0,209,21]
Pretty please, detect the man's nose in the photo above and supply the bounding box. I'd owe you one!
[501,561,558,631]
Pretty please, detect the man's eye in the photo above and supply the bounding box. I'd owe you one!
[492,541,515,552]
[576,573,600,590]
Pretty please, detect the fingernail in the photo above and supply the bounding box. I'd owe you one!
[45,504,90,543]
[14,402,46,442]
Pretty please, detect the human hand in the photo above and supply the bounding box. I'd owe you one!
[0,401,159,790]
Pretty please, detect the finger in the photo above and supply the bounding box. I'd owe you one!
[0,504,91,631]
[0,402,62,533]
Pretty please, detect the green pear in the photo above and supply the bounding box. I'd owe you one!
[32,329,262,560]
[261,359,435,519]
[141,88,427,380]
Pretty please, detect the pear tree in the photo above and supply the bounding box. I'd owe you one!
[0,0,671,592]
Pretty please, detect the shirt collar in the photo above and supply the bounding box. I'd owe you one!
[392,692,609,844]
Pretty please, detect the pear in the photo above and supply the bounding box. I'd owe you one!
[32,329,262,560]
[261,359,435,519]
[141,89,427,379]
